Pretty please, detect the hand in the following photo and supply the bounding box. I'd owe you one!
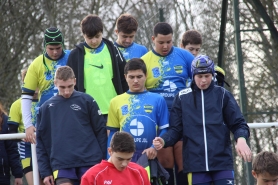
[24,126,36,144]
[152,137,164,150]
[43,176,55,185]
[14,178,22,185]
[235,137,252,162]
[142,147,157,160]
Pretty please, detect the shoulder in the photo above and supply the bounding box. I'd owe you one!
[30,54,44,66]
[141,50,153,60]
[10,98,21,110]
[128,162,146,172]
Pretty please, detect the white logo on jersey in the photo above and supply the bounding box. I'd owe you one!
[226,180,233,184]
[48,103,54,108]
[104,180,112,184]
[179,88,192,96]
[163,80,177,92]
[98,110,102,115]
[130,118,144,136]
[70,104,81,111]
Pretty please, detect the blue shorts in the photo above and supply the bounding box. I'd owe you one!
[18,141,32,159]
[53,166,92,181]
[18,141,33,174]
[188,170,234,184]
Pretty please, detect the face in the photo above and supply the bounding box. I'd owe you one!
[45,44,63,60]
[83,32,103,48]
[115,30,136,47]
[152,33,173,56]
[54,78,76,98]
[252,171,278,185]
[181,43,201,57]
[194,73,213,90]
[108,148,133,171]
[125,69,146,92]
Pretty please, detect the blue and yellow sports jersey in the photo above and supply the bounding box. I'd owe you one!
[115,42,148,61]
[107,91,169,151]
[22,50,70,106]
[8,98,39,132]
[141,47,194,109]
[84,42,117,114]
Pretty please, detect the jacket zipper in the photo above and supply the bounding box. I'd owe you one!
[2,158,5,176]
[201,90,209,171]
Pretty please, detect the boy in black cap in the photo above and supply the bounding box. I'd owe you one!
[153,55,251,185]
[21,27,70,185]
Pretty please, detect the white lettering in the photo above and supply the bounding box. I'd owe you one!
[160,93,175,98]
[104,180,112,184]
[134,138,141,142]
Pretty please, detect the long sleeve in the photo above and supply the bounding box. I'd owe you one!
[36,108,53,178]
[89,99,108,160]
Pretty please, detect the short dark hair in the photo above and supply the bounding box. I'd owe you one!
[81,14,103,37]
[110,131,135,153]
[252,151,278,176]
[124,58,147,75]
[153,22,173,37]
[116,13,138,34]
[181,30,202,47]
[55,66,75,81]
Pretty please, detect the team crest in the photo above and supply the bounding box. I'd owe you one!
[152,67,160,78]
[144,105,153,113]
[121,105,129,115]
[174,65,183,74]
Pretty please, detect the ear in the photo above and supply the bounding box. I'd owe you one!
[124,74,127,81]
[251,170,257,179]
[115,29,118,35]
[54,80,57,87]
[73,78,76,86]
[108,147,112,156]
[151,36,155,42]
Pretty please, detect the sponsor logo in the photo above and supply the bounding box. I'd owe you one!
[89,64,104,69]
[179,88,192,96]
[70,104,81,111]
[104,180,112,184]
[163,80,177,92]
[48,103,54,108]
[226,180,233,184]
[130,118,144,136]
[121,105,128,115]
[152,67,160,78]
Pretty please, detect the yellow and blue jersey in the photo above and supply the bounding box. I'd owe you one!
[22,50,70,106]
[141,47,194,109]
[115,42,148,61]
[8,98,39,133]
[107,91,169,151]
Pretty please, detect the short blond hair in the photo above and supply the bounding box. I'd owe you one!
[55,66,75,81]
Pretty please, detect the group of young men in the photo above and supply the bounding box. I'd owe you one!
[5,13,278,185]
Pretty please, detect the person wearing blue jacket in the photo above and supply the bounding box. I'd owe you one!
[0,103,23,185]
[36,66,107,185]
[153,55,252,185]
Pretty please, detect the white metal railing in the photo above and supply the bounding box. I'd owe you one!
[0,122,277,184]
[0,133,39,185]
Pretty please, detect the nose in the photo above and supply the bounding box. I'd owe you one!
[64,88,70,95]
[121,160,128,168]
[192,50,197,56]
[134,77,138,83]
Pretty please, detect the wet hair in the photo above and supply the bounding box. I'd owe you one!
[181,30,202,47]
[116,13,138,34]
[124,58,147,75]
[252,151,278,176]
[81,14,103,37]
[55,66,75,81]
[153,22,173,37]
[110,131,135,153]
[0,102,7,131]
